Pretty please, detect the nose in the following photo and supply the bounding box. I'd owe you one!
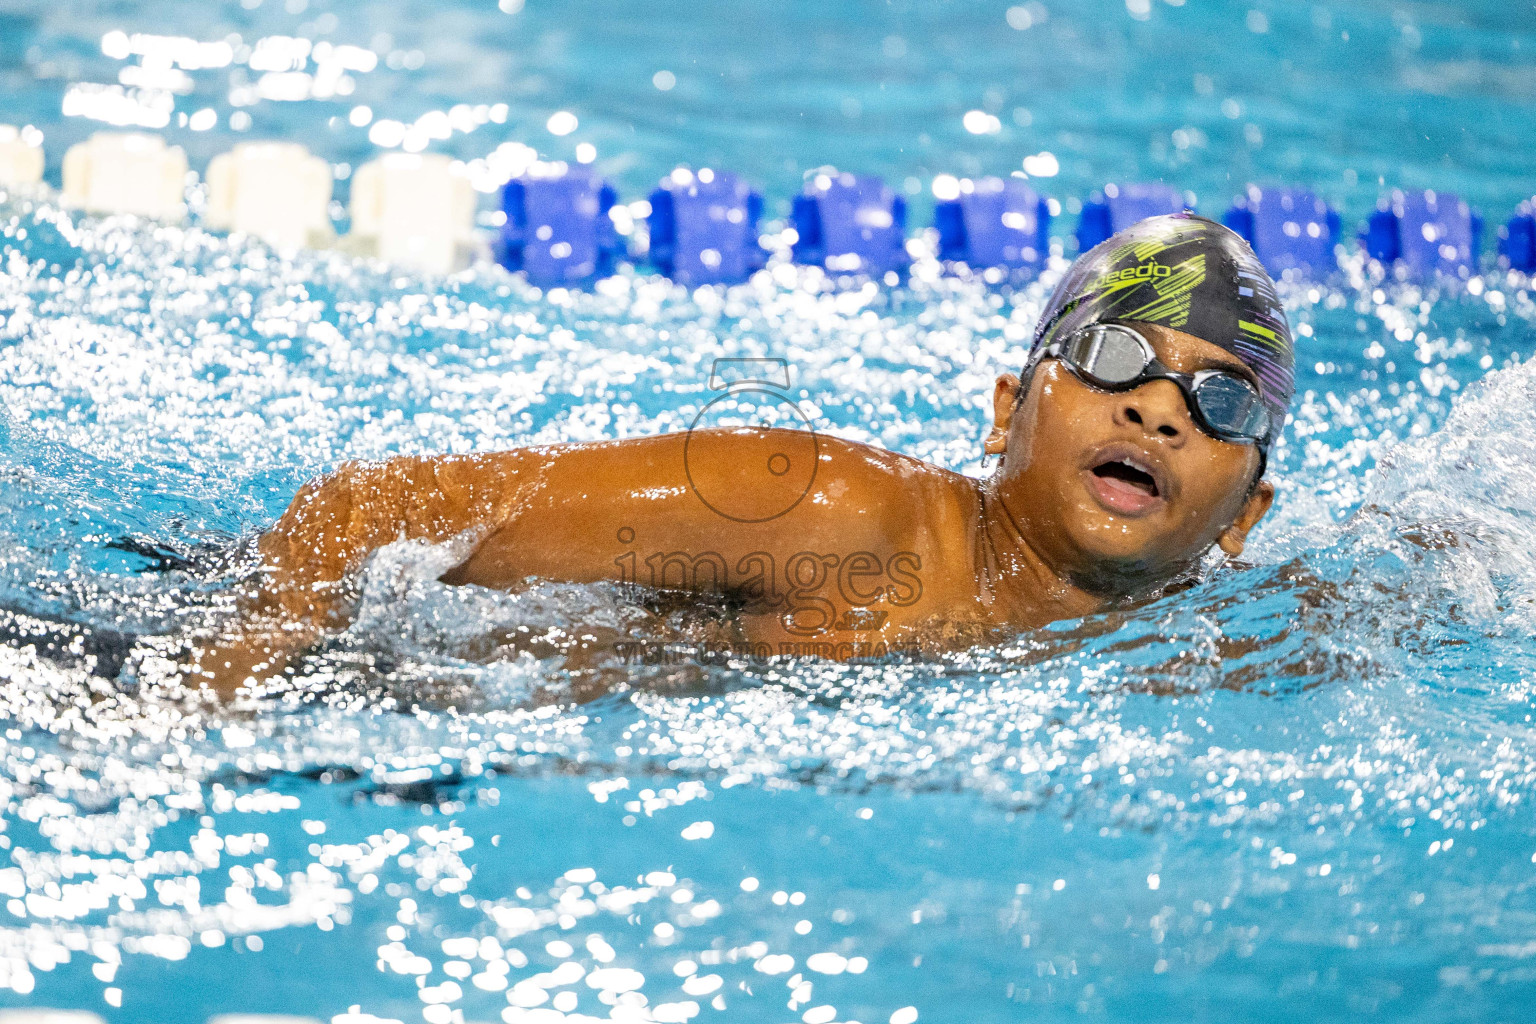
[1117,379,1188,442]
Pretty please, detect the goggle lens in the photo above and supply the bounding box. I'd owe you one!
[1191,373,1268,440]
[1055,325,1271,443]
[1063,326,1147,385]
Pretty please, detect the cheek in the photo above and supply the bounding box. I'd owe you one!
[1016,376,1106,462]
[1173,446,1258,530]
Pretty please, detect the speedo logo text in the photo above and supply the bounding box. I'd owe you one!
[1096,262,1173,287]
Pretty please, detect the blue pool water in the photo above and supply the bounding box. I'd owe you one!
[3,1,1536,1022]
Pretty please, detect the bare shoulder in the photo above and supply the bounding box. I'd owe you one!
[757,429,980,543]
[808,433,976,505]
[678,427,968,481]
[810,433,970,482]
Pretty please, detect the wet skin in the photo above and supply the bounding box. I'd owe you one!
[190,322,1275,692]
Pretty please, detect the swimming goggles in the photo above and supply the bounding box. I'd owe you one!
[1044,323,1272,445]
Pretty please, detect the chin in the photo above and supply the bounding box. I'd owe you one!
[1059,503,1194,595]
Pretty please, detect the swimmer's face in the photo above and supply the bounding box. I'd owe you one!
[985,322,1276,593]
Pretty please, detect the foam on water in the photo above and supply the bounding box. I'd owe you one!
[2,184,1536,1021]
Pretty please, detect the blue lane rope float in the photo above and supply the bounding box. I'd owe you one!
[933,176,1051,271]
[8,128,1536,284]
[1360,188,1482,279]
[1498,199,1535,273]
[790,171,909,277]
[1075,182,1191,252]
[647,167,766,287]
[496,163,622,286]
[1222,185,1340,277]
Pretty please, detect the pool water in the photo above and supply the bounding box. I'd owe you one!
[2,1,1536,1022]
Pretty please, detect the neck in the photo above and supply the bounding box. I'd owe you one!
[974,477,1105,628]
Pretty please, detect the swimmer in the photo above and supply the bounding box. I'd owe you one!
[189,213,1295,692]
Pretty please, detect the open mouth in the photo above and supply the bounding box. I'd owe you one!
[1082,451,1167,516]
[1091,458,1159,498]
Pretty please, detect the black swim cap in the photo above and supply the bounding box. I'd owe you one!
[1028,212,1295,442]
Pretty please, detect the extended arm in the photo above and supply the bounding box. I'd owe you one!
[187,451,533,691]
[185,428,963,692]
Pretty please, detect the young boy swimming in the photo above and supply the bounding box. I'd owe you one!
[189,213,1295,691]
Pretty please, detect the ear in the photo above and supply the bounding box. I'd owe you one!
[1218,479,1275,556]
[985,373,1023,455]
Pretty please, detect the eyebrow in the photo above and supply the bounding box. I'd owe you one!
[1199,357,1262,387]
